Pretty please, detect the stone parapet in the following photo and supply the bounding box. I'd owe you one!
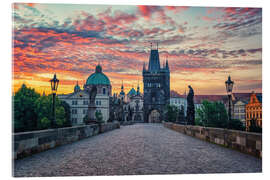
[120,121,134,126]
[13,122,120,160]
[164,122,262,158]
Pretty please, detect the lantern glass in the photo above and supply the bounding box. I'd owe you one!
[50,74,59,93]
[225,76,234,94]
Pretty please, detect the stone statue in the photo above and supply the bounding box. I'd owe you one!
[86,86,97,124]
[186,85,195,125]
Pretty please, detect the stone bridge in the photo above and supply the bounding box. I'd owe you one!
[14,124,261,176]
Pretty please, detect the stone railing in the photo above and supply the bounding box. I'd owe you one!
[120,121,134,126]
[164,122,262,158]
[13,122,120,160]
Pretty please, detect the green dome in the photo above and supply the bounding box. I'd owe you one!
[86,65,111,85]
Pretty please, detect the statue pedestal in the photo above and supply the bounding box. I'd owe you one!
[86,105,96,124]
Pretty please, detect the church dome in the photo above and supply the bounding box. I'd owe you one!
[86,65,111,85]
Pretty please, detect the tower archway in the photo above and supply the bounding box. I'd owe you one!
[148,109,161,123]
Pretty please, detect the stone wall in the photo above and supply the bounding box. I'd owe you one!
[120,121,134,126]
[13,122,120,160]
[164,122,262,158]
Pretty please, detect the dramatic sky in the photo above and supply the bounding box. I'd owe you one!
[12,3,262,95]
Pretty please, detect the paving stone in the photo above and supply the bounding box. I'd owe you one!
[13,123,262,177]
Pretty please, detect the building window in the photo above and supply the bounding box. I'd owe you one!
[96,100,101,106]
[83,109,87,114]
[72,118,77,124]
[83,100,88,105]
[103,88,106,95]
[72,100,78,105]
[72,109,77,114]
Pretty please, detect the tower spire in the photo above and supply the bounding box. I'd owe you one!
[137,81,140,95]
[166,57,169,70]
[143,62,146,71]
[148,43,161,72]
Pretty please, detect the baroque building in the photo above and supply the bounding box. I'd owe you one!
[58,64,111,125]
[143,46,170,123]
[246,92,262,131]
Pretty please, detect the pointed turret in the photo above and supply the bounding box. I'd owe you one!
[166,59,169,70]
[137,82,140,95]
[143,62,146,72]
[120,80,125,96]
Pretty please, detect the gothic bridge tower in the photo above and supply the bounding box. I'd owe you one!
[142,44,170,123]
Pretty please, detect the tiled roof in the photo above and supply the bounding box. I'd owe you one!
[148,49,160,72]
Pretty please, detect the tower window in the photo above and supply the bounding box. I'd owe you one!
[103,88,106,95]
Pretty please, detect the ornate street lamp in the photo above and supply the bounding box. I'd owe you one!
[50,74,59,128]
[225,75,234,129]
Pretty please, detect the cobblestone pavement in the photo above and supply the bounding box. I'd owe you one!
[13,124,262,177]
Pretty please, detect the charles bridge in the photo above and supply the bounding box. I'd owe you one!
[13,123,262,176]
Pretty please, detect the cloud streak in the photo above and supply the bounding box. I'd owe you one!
[12,4,262,95]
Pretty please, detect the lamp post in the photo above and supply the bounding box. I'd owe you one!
[225,75,234,129]
[50,74,59,128]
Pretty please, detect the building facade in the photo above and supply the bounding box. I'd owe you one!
[233,100,247,125]
[123,85,144,122]
[170,97,187,116]
[143,47,170,123]
[245,92,262,131]
[58,65,111,125]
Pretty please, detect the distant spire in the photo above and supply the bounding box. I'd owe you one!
[121,80,124,90]
[137,82,140,95]
[166,58,169,70]
[150,42,152,50]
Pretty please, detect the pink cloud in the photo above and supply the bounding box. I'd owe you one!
[165,6,189,13]
[137,5,161,19]
[201,16,216,21]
